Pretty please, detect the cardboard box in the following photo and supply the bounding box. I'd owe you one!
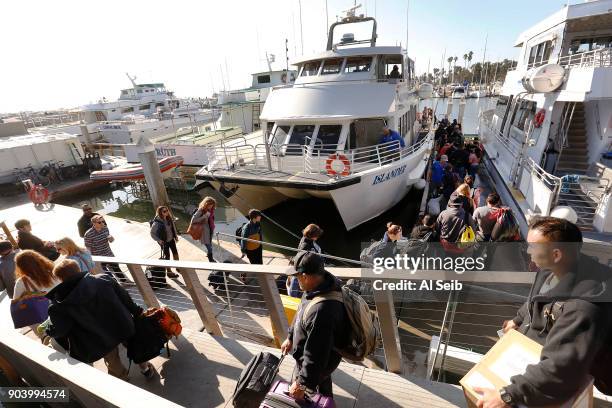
[460,329,593,408]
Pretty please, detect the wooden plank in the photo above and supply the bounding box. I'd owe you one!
[126,264,160,309]
[256,274,289,346]
[374,288,403,374]
[0,221,17,247]
[180,267,223,336]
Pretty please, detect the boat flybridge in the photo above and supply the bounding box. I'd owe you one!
[478,0,612,241]
[195,10,433,230]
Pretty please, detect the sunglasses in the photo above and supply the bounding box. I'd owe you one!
[94,220,105,224]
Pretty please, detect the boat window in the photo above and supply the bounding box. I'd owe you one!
[155,102,165,108]
[495,95,512,132]
[266,122,275,133]
[569,36,612,55]
[287,125,315,154]
[352,118,386,151]
[511,100,536,132]
[300,61,321,77]
[122,107,134,114]
[321,58,344,75]
[345,57,372,73]
[257,75,271,84]
[270,125,290,147]
[139,104,151,111]
[377,55,403,80]
[314,125,342,153]
[528,40,552,67]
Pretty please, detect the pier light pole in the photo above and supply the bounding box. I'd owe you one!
[137,138,169,209]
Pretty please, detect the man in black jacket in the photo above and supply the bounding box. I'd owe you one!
[280,252,349,400]
[77,204,99,238]
[476,217,612,407]
[44,259,153,379]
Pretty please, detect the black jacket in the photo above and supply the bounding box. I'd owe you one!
[507,255,612,405]
[17,231,59,261]
[77,213,99,238]
[45,273,143,363]
[150,216,178,243]
[288,272,349,390]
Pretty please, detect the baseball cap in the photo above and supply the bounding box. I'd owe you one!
[0,240,13,252]
[289,251,325,276]
[440,155,448,162]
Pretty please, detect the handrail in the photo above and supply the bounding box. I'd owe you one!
[215,232,366,266]
[558,47,612,69]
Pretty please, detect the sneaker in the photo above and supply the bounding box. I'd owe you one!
[140,363,155,379]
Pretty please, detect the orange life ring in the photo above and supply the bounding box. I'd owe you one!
[29,184,49,205]
[325,154,351,177]
[533,109,546,128]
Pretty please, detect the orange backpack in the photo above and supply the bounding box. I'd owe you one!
[144,306,182,338]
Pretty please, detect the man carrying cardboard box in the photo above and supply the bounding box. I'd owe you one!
[475,217,612,407]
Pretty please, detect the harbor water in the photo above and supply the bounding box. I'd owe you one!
[54,97,497,262]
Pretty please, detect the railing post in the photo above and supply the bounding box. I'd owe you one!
[0,221,17,248]
[256,274,289,347]
[180,267,223,336]
[373,287,403,374]
[126,264,161,309]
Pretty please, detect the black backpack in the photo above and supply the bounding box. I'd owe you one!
[231,352,283,408]
[235,223,247,244]
[126,313,169,364]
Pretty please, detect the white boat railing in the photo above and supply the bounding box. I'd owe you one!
[207,135,432,177]
[558,47,612,69]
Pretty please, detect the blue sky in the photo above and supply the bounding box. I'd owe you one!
[0,0,570,112]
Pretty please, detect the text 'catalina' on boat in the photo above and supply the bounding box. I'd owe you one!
[195,6,434,231]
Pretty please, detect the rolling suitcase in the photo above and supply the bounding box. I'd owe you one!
[232,352,284,408]
[260,381,335,408]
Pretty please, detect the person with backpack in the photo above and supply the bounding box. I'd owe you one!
[410,215,436,242]
[476,217,612,407]
[240,209,263,265]
[472,193,501,241]
[150,206,180,278]
[43,259,155,380]
[190,197,216,263]
[280,252,350,400]
[54,237,95,274]
[436,195,475,244]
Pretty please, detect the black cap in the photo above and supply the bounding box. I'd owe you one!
[290,251,325,276]
[0,240,13,252]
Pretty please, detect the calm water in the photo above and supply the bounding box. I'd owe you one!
[55,98,494,262]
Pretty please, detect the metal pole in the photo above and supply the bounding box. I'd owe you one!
[429,290,452,380]
[298,0,304,55]
[437,289,458,382]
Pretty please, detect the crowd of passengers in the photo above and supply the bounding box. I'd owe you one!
[1,164,611,406]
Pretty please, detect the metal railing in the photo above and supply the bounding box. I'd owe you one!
[558,47,612,69]
[206,134,432,177]
[558,175,611,229]
[86,251,537,378]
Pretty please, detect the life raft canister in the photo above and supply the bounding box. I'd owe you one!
[325,154,351,177]
[29,184,49,205]
[533,109,546,128]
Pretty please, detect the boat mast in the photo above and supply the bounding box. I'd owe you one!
[298,0,304,55]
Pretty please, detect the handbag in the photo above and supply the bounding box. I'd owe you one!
[10,279,50,329]
[187,221,203,240]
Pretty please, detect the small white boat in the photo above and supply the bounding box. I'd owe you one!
[451,86,466,99]
[90,156,183,181]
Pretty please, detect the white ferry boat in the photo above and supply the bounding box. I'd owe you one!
[81,75,216,144]
[195,10,433,230]
[478,0,612,238]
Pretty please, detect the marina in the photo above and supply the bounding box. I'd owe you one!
[1,1,611,407]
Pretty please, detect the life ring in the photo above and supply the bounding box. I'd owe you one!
[29,184,49,205]
[325,154,351,177]
[533,109,546,128]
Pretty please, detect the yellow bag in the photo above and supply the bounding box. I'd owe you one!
[460,226,476,243]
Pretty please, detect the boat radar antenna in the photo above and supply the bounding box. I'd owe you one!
[125,73,137,88]
[327,4,376,50]
[265,52,275,72]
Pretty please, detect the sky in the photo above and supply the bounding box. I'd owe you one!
[0,0,572,113]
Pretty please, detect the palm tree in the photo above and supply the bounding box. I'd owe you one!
[452,56,458,83]
[447,57,453,83]
[463,53,468,69]
[467,50,474,67]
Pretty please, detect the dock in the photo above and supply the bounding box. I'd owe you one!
[0,202,467,407]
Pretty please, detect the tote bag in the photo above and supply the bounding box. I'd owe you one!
[10,279,50,329]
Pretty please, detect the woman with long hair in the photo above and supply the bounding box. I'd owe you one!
[191,197,216,262]
[150,206,180,278]
[55,237,95,273]
[13,250,59,335]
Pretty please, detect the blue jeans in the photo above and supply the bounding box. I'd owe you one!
[204,243,214,262]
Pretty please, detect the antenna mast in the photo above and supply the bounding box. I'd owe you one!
[298,0,304,55]
[125,73,137,88]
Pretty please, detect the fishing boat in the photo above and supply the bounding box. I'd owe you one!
[478,0,612,240]
[195,6,433,230]
[89,155,183,181]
